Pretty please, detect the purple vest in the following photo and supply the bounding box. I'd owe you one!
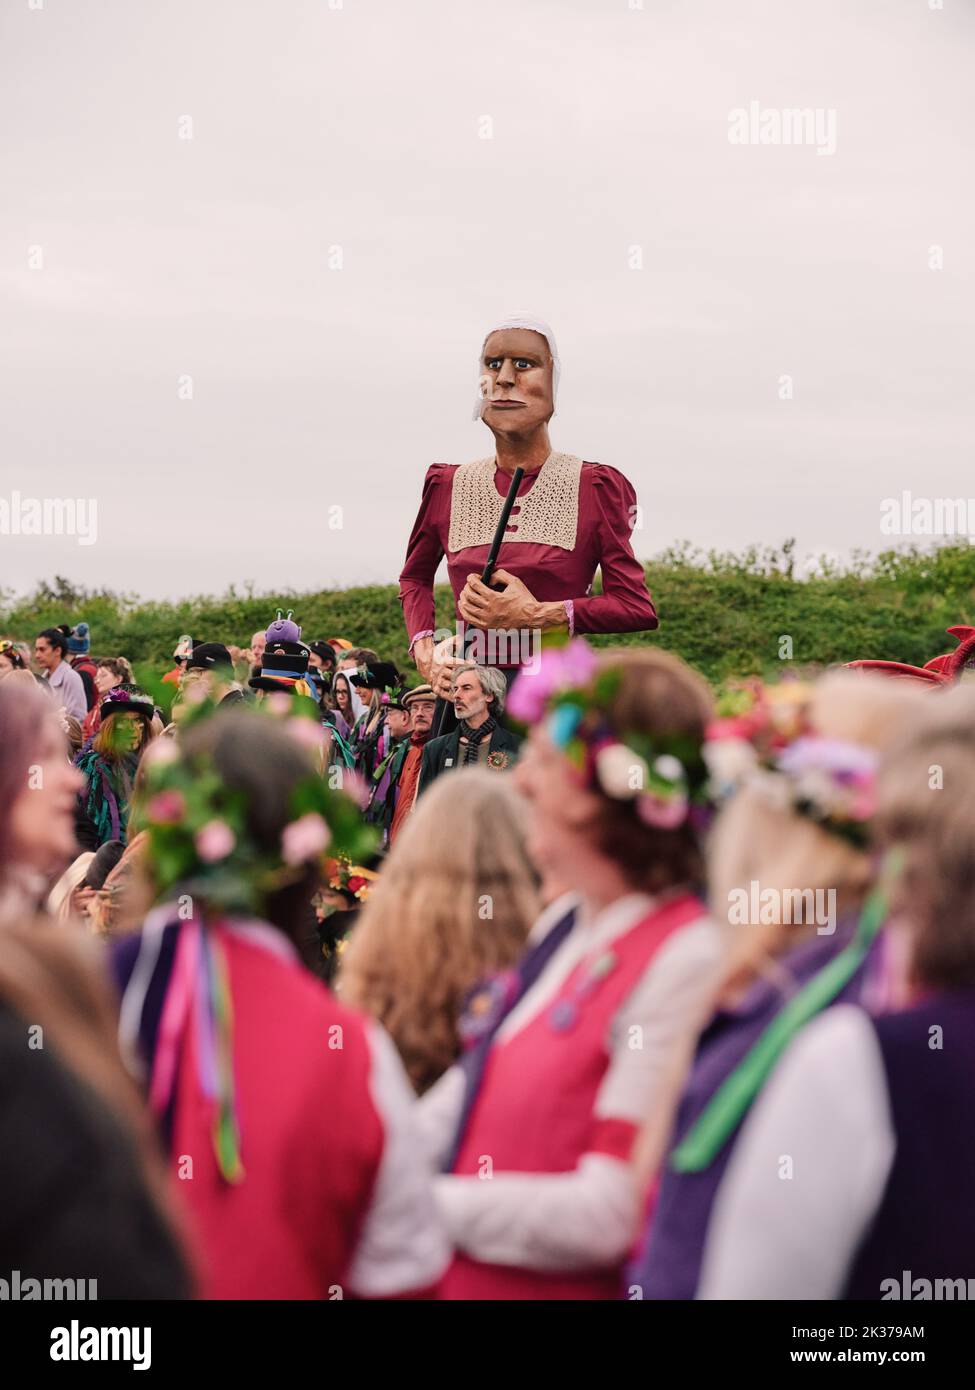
[629,920,873,1299]
[843,989,975,1300]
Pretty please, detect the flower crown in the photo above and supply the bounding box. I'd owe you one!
[140,696,376,914]
[323,855,377,901]
[508,640,709,830]
[704,680,877,848]
[104,684,154,711]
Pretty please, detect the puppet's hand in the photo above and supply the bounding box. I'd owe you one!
[430,633,465,700]
[458,569,537,631]
[412,635,435,681]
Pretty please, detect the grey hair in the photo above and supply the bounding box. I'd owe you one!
[452,662,507,716]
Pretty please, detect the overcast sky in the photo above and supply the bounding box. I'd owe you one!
[2,0,973,600]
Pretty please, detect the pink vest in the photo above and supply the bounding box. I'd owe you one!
[171,930,384,1298]
[442,893,705,1300]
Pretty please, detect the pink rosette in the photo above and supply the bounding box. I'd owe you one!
[147,790,186,825]
[145,738,179,767]
[281,813,332,866]
[508,639,598,724]
[195,820,236,863]
[636,792,689,830]
[286,716,326,751]
[340,769,372,811]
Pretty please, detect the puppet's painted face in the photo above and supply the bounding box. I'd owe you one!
[478,329,554,433]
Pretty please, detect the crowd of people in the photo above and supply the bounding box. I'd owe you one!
[1,608,973,1302]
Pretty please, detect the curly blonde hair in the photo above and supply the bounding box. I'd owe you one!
[338,768,540,1093]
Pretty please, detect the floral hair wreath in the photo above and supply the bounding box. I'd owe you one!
[140,693,377,915]
[508,640,709,830]
[704,680,877,848]
[323,855,377,901]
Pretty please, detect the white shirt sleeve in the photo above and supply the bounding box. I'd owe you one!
[436,1153,638,1271]
[414,1063,466,1171]
[432,918,723,1272]
[698,1004,896,1300]
[345,1024,451,1298]
[596,918,723,1125]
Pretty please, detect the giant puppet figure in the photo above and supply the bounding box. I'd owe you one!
[398,315,658,703]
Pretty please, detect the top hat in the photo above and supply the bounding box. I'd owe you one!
[99,683,156,720]
[248,638,313,693]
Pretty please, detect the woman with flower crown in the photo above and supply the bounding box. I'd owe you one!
[627,670,931,1300]
[700,681,975,1299]
[111,703,449,1299]
[415,641,722,1300]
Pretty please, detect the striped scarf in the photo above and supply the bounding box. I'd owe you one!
[460,715,496,764]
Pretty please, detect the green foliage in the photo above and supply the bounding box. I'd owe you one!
[3,541,974,688]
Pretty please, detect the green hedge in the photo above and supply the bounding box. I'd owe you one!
[4,540,974,689]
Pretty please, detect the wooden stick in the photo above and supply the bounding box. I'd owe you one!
[431,467,524,738]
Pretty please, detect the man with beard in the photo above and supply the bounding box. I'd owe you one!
[417,664,521,796]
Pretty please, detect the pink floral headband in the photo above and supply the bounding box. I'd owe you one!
[508,640,709,830]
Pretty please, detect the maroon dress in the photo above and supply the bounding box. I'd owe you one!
[398,459,657,665]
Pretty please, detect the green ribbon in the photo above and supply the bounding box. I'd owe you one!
[670,851,902,1173]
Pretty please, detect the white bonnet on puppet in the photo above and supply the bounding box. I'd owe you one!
[473,313,561,422]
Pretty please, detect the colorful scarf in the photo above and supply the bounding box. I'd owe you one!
[74,746,137,846]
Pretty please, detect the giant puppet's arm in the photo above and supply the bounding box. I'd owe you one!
[571,466,658,636]
[398,465,449,671]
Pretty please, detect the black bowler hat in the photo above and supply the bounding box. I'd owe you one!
[349,661,401,694]
[186,642,234,672]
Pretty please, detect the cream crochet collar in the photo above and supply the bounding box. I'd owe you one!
[447,452,582,554]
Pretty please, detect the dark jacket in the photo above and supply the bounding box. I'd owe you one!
[0,998,191,1298]
[417,723,521,797]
